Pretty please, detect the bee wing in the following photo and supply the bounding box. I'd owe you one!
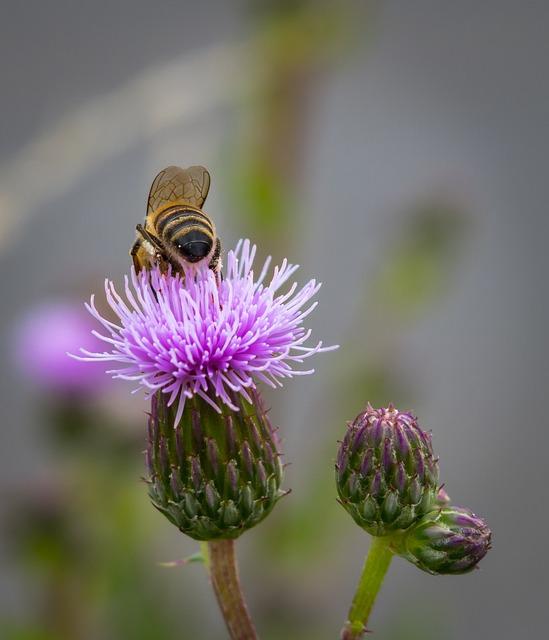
[147,165,211,215]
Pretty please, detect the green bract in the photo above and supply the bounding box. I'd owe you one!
[146,389,285,541]
[391,506,492,575]
[336,404,440,536]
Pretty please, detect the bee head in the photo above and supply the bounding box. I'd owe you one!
[176,229,212,263]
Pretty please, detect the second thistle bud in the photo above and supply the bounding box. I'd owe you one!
[336,404,440,536]
[146,389,285,541]
[391,506,492,575]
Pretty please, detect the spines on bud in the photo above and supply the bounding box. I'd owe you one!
[391,506,492,575]
[146,389,285,541]
[336,404,440,536]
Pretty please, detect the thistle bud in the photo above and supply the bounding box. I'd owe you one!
[146,389,285,541]
[392,506,492,575]
[336,404,439,536]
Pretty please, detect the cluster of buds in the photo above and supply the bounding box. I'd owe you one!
[146,389,285,541]
[336,404,491,575]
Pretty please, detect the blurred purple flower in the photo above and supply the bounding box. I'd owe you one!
[76,239,337,425]
[13,303,106,394]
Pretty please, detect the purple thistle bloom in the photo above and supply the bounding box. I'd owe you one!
[13,302,106,394]
[75,239,336,425]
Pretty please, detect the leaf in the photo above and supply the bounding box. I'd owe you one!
[157,551,204,568]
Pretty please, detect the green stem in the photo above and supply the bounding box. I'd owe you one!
[207,539,258,640]
[340,537,394,639]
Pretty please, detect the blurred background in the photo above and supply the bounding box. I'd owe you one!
[1,1,547,638]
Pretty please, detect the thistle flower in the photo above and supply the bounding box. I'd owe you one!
[391,505,492,575]
[336,404,440,536]
[14,303,106,395]
[76,239,336,425]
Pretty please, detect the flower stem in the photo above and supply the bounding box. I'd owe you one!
[207,539,258,640]
[340,537,393,639]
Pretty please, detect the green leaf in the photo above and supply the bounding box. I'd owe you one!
[157,551,205,568]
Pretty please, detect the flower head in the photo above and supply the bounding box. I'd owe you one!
[14,302,106,395]
[336,404,440,536]
[147,387,285,540]
[77,240,336,425]
[391,505,492,575]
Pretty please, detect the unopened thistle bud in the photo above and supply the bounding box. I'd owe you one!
[146,388,285,541]
[336,404,440,536]
[391,506,492,575]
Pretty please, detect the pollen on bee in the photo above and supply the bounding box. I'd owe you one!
[142,238,156,256]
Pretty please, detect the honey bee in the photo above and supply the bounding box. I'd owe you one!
[130,165,221,276]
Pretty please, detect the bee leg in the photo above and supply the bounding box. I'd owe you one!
[209,238,222,279]
[130,238,143,273]
[134,224,175,272]
[136,224,165,255]
[136,223,172,262]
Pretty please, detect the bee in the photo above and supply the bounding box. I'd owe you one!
[130,165,221,276]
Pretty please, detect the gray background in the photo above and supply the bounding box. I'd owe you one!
[1,1,547,638]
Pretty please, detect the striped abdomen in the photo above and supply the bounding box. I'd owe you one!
[155,207,215,263]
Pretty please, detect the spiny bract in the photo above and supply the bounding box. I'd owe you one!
[146,389,285,540]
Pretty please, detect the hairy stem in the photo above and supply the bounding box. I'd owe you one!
[340,537,393,639]
[208,539,258,640]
